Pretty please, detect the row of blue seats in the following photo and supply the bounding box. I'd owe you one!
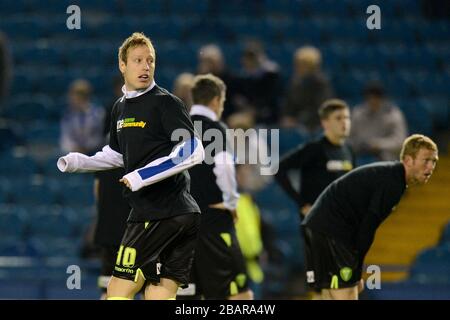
[366,239,450,299]
[11,39,449,64]
[0,0,423,18]
[0,279,100,299]
[0,257,101,278]
[11,45,448,78]
[2,14,448,43]
[365,281,450,300]
[0,236,84,258]
[0,179,96,205]
[0,149,96,175]
[7,63,449,102]
[0,205,95,238]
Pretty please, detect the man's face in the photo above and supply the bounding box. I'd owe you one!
[366,94,383,111]
[68,91,88,111]
[405,148,438,185]
[211,93,226,119]
[322,108,351,140]
[120,45,155,91]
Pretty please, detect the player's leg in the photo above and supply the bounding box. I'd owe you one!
[358,279,365,293]
[226,229,253,300]
[228,289,254,300]
[144,278,179,300]
[302,225,361,300]
[98,246,119,300]
[194,209,253,300]
[107,274,145,300]
[106,222,159,300]
[154,213,200,300]
[321,285,358,300]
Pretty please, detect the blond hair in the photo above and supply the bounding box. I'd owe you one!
[400,134,438,160]
[295,46,322,69]
[118,32,155,64]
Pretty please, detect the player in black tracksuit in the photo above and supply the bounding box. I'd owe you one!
[275,99,355,220]
[57,33,204,300]
[275,99,354,299]
[186,74,253,300]
[301,134,438,299]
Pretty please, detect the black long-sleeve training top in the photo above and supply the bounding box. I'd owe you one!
[275,135,355,216]
[302,161,407,258]
[109,84,202,222]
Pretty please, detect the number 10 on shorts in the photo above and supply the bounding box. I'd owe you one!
[116,245,137,268]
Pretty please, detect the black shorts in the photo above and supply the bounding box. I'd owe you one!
[190,208,249,299]
[302,226,362,290]
[112,213,200,288]
[98,246,119,291]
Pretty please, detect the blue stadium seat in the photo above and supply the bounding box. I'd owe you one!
[367,281,450,300]
[24,122,60,145]
[254,182,297,212]
[0,205,28,238]
[0,1,26,14]
[4,95,54,123]
[399,100,433,136]
[12,183,56,205]
[0,280,43,299]
[57,183,95,207]
[409,244,450,283]
[44,278,100,299]
[27,206,77,237]
[168,0,208,14]
[28,236,81,258]
[0,237,39,257]
[0,151,38,178]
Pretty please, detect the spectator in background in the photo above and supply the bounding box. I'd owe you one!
[350,82,408,161]
[172,72,194,111]
[197,44,238,121]
[235,40,281,125]
[281,46,334,134]
[227,111,271,191]
[235,164,265,300]
[60,79,105,155]
[0,32,12,106]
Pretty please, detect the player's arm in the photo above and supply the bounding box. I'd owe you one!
[57,145,124,173]
[57,101,124,173]
[211,150,240,210]
[356,180,398,257]
[121,96,204,192]
[274,144,310,207]
[121,136,204,191]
